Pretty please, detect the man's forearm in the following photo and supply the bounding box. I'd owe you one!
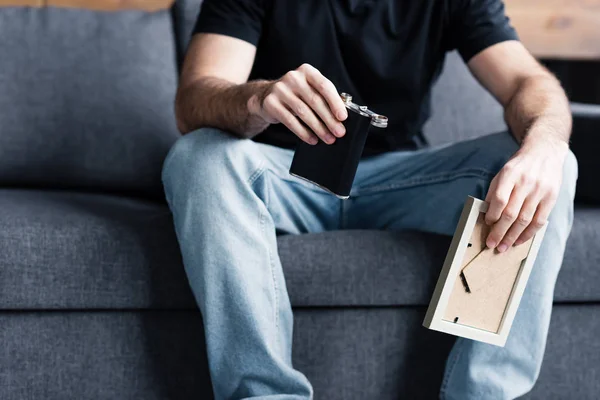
[175,77,271,137]
[504,74,572,148]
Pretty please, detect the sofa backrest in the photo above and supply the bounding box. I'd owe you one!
[423,52,507,146]
[172,0,203,68]
[0,2,180,199]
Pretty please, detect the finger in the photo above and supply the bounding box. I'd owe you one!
[485,170,513,226]
[277,85,336,144]
[263,96,318,145]
[283,69,345,137]
[301,64,348,121]
[498,194,540,250]
[514,195,553,246]
[486,184,528,251]
[297,84,346,138]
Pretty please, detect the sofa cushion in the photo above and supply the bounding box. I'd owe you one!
[0,189,598,309]
[0,7,179,199]
[281,212,600,306]
[0,190,193,310]
[2,307,599,400]
[0,311,213,400]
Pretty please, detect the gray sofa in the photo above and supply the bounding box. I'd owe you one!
[1,2,599,400]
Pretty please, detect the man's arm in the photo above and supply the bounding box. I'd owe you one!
[468,40,571,144]
[175,33,265,136]
[467,40,572,251]
[176,33,347,144]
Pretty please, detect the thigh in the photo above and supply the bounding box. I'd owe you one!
[346,132,519,235]
[163,127,341,236]
[257,141,343,234]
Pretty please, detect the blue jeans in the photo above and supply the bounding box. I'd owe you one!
[162,128,577,400]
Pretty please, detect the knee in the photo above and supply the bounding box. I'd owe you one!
[559,149,578,202]
[163,128,233,179]
[550,149,578,223]
[162,128,259,204]
[531,149,578,282]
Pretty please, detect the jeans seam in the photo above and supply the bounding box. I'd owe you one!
[266,183,280,348]
[252,164,281,350]
[439,339,466,400]
[248,160,267,186]
[353,168,495,196]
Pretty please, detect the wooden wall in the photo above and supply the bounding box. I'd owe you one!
[505,0,600,60]
[505,0,600,103]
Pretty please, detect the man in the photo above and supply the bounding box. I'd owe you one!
[162,0,577,398]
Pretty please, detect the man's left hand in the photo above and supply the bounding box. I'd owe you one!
[484,137,569,252]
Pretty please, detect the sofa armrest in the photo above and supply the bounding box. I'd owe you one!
[571,103,600,204]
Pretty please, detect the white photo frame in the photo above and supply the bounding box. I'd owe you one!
[423,196,547,347]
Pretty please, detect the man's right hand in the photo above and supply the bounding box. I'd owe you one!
[247,64,348,145]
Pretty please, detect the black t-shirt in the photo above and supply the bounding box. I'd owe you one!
[193,0,518,155]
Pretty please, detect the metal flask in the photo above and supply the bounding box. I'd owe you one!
[289,93,388,199]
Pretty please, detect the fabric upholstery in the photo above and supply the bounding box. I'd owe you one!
[571,103,600,204]
[523,305,600,399]
[0,189,598,310]
[0,7,179,198]
[172,0,203,67]
[423,51,507,145]
[0,190,194,310]
[282,211,600,305]
[0,311,213,400]
[1,306,599,400]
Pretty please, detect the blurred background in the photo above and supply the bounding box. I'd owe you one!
[504,0,600,103]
